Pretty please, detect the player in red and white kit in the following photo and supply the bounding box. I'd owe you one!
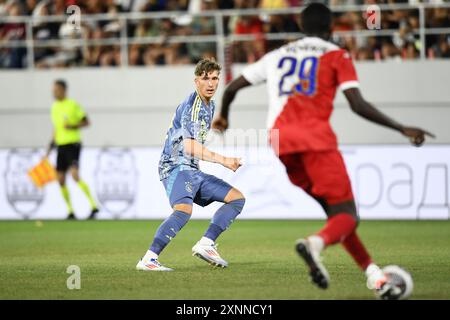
[213,3,434,297]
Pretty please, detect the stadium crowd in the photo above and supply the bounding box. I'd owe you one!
[0,0,449,68]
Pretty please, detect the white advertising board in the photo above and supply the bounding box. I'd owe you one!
[0,146,448,220]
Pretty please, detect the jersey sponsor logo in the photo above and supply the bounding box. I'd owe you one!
[94,148,138,218]
[3,149,45,218]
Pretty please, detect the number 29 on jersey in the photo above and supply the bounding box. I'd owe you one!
[278,56,319,97]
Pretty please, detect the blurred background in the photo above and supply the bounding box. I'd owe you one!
[0,0,449,220]
[0,0,449,69]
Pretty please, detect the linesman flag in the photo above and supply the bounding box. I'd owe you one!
[28,158,57,188]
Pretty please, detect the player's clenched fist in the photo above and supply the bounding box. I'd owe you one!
[222,157,242,172]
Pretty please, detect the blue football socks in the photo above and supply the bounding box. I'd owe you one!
[150,210,190,255]
[204,198,245,242]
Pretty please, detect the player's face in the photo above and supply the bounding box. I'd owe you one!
[195,71,220,101]
[53,84,66,100]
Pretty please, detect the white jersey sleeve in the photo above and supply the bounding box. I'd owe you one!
[241,54,270,85]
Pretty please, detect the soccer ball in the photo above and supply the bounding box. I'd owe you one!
[376,265,414,300]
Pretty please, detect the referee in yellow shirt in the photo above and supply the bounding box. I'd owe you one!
[45,79,98,220]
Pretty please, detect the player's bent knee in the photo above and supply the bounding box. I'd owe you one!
[224,188,245,204]
[225,189,246,214]
[326,200,359,224]
[173,203,193,215]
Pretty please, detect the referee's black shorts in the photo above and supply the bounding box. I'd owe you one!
[56,143,81,172]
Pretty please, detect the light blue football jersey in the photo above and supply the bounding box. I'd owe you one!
[158,91,215,180]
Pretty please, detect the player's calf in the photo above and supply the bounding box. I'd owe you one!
[194,194,245,268]
[136,208,191,271]
[203,198,245,242]
[149,209,191,254]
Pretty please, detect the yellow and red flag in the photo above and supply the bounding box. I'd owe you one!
[28,158,57,188]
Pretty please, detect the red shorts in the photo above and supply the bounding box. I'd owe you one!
[279,150,354,207]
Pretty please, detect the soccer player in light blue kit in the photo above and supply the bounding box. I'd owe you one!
[137,58,245,271]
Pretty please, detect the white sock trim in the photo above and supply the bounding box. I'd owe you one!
[308,235,325,252]
[143,250,158,262]
[200,236,214,245]
[365,263,381,277]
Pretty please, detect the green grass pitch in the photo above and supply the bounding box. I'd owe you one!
[0,220,449,300]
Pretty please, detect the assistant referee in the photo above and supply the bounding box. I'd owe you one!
[45,79,98,220]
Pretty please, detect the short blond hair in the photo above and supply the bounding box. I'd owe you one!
[194,58,221,77]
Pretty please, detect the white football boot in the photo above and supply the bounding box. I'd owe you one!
[136,250,173,271]
[295,236,330,289]
[136,258,173,271]
[366,263,388,290]
[365,263,399,299]
[192,237,228,268]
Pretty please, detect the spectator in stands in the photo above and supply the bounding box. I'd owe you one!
[33,3,58,67]
[381,40,402,61]
[83,25,103,66]
[128,43,144,66]
[438,37,450,58]
[356,46,374,60]
[404,42,419,59]
[1,0,449,68]
[230,0,265,63]
[98,45,121,66]
[137,18,184,65]
[0,1,27,68]
[0,0,9,17]
[430,34,450,58]
[24,0,38,15]
[259,0,289,8]
[218,0,234,9]
[187,0,217,63]
[141,0,166,12]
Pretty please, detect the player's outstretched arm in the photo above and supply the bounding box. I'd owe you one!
[343,87,435,147]
[183,138,242,172]
[212,76,252,132]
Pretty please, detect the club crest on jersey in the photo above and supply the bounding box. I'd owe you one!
[185,181,193,193]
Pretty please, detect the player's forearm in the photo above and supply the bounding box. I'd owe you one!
[344,88,404,133]
[220,86,238,119]
[183,139,225,164]
[220,76,252,119]
[353,101,404,133]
